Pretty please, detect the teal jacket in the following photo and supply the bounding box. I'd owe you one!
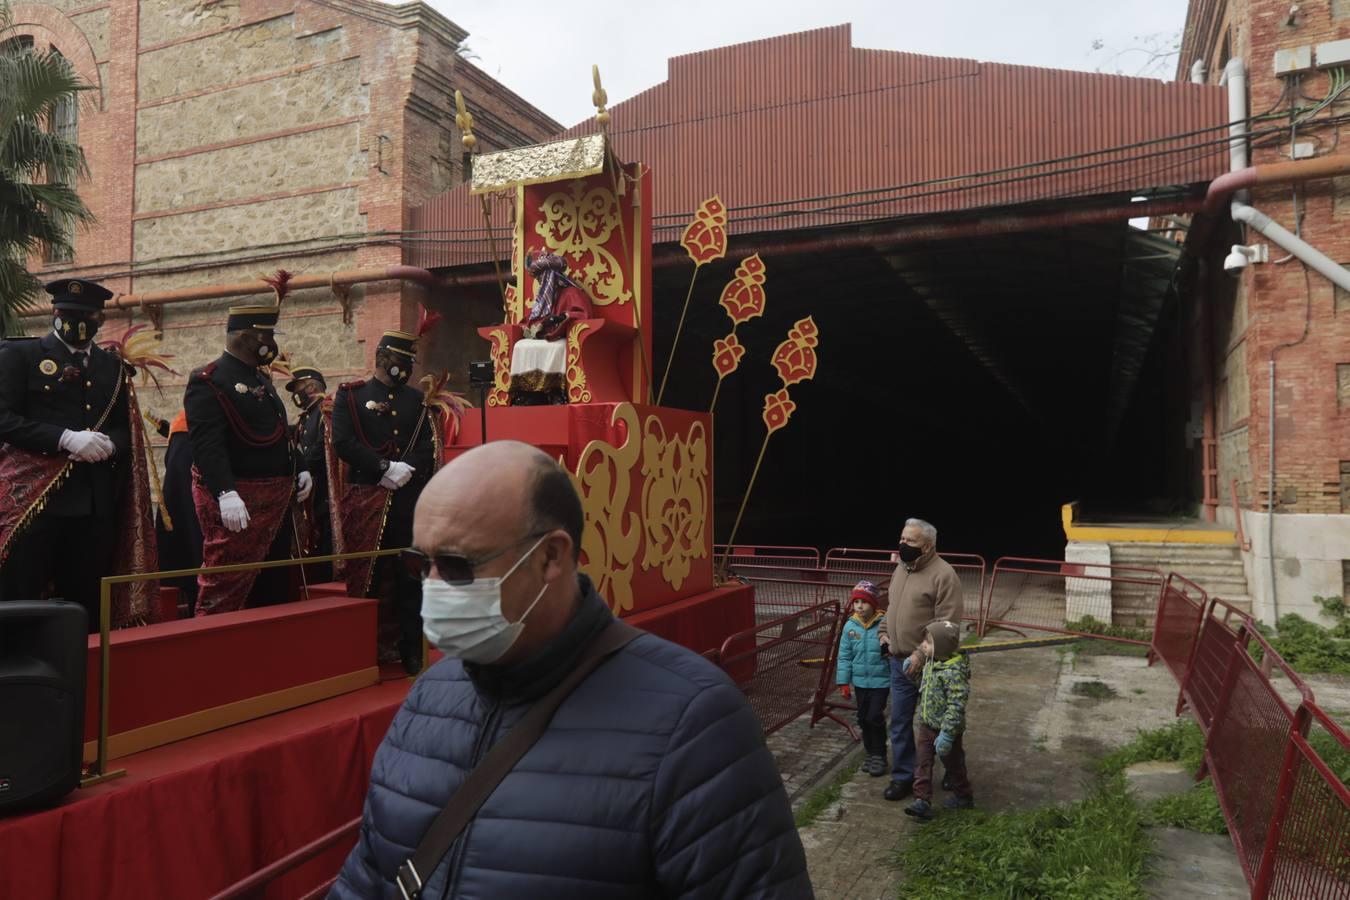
[835,611,889,689]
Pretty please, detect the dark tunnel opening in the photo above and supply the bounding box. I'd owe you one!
[648,222,1194,562]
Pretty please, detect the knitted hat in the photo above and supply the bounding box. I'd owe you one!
[925,619,962,661]
[850,581,880,604]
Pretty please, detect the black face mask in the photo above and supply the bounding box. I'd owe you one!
[384,360,412,384]
[898,542,923,564]
[54,312,100,347]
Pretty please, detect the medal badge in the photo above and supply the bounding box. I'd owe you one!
[39,359,59,376]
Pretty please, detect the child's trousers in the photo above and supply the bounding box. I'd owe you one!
[914,721,973,802]
[854,686,888,757]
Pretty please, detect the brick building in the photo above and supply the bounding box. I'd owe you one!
[8,0,557,421]
[1181,0,1350,617]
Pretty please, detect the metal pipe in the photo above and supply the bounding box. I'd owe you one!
[1232,202,1350,292]
[21,265,450,318]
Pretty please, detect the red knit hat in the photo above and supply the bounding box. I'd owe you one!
[850,581,880,603]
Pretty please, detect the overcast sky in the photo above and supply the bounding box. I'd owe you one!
[428,0,1190,128]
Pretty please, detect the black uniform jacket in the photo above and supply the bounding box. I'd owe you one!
[330,379,434,488]
[183,352,296,496]
[0,333,131,517]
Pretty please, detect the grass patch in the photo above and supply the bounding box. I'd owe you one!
[1144,781,1226,834]
[794,757,860,828]
[894,775,1150,899]
[1094,720,1205,777]
[1071,680,1119,700]
[1249,596,1350,675]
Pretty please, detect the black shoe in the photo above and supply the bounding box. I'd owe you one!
[941,772,952,792]
[869,755,888,777]
[883,780,913,801]
[943,794,975,810]
[400,652,423,676]
[904,798,934,820]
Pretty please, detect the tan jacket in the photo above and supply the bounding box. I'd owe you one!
[879,550,963,655]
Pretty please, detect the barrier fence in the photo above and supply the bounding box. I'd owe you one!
[1152,573,1209,695]
[714,544,821,579]
[1152,593,1350,899]
[716,598,843,736]
[981,556,1162,641]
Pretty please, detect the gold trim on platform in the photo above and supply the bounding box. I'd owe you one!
[535,180,631,307]
[566,321,593,403]
[471,134,607,194]
[83,666,380,761]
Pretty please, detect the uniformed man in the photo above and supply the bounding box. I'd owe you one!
[0,278,131,631]
[332,331,434,673]
[184,306,312,614]
[284,365,332,575]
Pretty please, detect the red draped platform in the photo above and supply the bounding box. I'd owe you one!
[0,680,407,900]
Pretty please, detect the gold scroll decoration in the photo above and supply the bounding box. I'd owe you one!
[485,328,512,407]
[535,179,632,307]
[639,416,708,591]
[565,321,593,404]
[568,403,642,613]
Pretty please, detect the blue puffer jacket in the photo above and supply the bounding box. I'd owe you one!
[835,611,889,689]
[331,576,812,899]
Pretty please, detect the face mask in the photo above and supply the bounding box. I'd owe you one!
[422,535,548,664]
[55,313,99,347]
[291,393,307,409]
[387,363,411,384]
[898,542,923,564]
[256,338,276,361]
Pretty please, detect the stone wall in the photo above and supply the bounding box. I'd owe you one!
[135,124,365,212]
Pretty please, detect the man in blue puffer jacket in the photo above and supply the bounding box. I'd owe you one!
[330,440,812,899]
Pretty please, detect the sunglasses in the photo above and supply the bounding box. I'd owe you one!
[400,531,550,585]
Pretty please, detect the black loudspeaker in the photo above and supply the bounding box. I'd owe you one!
[0,602,87,814]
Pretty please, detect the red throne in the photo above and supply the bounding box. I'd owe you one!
[475,159,654,407]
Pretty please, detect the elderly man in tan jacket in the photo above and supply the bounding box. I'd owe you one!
[877,518,963,800]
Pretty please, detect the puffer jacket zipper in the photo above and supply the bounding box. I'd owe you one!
[438,697,505,899]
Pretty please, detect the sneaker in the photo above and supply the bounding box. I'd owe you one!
[903,798,933,820]
[943,795,975,810]
[883,780,913,801]
[868,755,888,777]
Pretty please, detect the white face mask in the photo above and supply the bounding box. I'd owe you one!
[421,535,548,664]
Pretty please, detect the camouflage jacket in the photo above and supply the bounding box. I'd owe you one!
[918,652,970,735]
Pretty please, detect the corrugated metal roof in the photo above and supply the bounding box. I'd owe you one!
[409,24,1227,269]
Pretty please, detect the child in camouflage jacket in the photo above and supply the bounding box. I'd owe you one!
[904,619,975,820]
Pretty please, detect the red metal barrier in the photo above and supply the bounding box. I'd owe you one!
[1179,598,1253,733]
[981,557,1162,641]
[717,599,843,736]
[207,816,359,900]
[1259,702,1350,899]
[1151,573,1208,702]
[715,544,821,577]
[1156,594,1350,899]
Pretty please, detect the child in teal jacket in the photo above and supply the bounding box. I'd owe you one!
[836,581,890,776]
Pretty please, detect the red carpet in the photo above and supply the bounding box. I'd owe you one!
[0,680,410,900]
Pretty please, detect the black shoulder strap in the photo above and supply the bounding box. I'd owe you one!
[395,619,641,900]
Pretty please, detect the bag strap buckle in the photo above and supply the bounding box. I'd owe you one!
[395,860,424,900]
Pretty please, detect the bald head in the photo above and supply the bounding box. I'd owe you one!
[416,441,582,563]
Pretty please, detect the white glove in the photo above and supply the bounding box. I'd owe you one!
[59,429,115,463]
[218,490,250,533]
[379,460,415,491]
[295,470,313,503]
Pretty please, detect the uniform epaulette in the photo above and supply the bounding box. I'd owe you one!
[337,379,366,391]
[193,362,218,379]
